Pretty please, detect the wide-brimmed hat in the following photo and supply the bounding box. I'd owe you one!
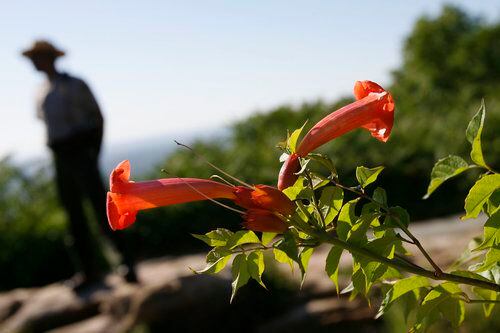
[22,40,65,58]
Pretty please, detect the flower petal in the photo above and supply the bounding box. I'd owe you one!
[234,184,294,215]
[277,153,300,191]
[110,160,132,192]
[243,209,288,233]
[107,192,137,230]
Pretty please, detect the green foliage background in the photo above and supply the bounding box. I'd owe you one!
[0,6,499,290]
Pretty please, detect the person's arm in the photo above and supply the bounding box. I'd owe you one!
[35,86,46,120]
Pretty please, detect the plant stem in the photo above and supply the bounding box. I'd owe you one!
[319,232,500,293]
[304,169,327,228]
[399,224,444,276]
[231,245,270,254]
[466,299,500,304]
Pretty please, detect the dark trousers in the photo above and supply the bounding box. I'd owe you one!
[50,128,133,278]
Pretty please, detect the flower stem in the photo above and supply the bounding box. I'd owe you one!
[318,232,500,293]
[303,169,327,228]
[466,299,500,304]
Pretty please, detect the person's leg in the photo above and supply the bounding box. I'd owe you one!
[80,129,138,282]
[53,149,103,282]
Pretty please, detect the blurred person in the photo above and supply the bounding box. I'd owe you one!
[21,40,138,288]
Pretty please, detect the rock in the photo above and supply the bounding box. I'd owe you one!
[0,283,102,333]
[47,315,115,333]
[0,288,32,323]
[0,215,486,332]
[257,297,377,333]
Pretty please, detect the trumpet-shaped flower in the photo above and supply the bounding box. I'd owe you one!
[233,184,295,216]
[107,160,295,233]
[107,160,237,230]
[243,209,288,233]
[296,80,394,155]
[278,80,394,190]
[277,153,300,191]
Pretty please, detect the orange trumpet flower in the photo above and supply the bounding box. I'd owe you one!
[243,209,288,233]
[278,80,394,190]
[107,160,295,232]
[233,185,295,216]
[107,160,238,230]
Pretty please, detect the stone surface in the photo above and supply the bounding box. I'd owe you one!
[0,215,485,333]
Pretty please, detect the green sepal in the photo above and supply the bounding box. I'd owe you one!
[287,121,308,153]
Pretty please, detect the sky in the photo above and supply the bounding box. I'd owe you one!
[0,1,499,160]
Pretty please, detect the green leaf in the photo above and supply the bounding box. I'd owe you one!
[275,232,299,263]
[474,211,500,251]
[472,287,498,317]
[466,100,488,168]
[414,283,464,331]
[385,206,410,228]
[348,214,378,245]
[355,232,399,292]
[226,230,261,249]
[482,264,500,284]
[273,248,294,269]
[273,232,300,271]
[299,247,315,286]
[463,174,500,219]
[192,247,232,274]
[351,265,368,297]
[309,172,330,190]
[373,187,387,206]
[325,246,343,294]
[193,255,231,274]
[376,276,429,319]
[247,251,266,288]
[474,265,500,317]
[487,189,500,216]
[439,297,465,328]
[472,246,500,272]
[337,199,359,241]
[230,254,250,303]
[192,228,234,246]
[295,159,311,176]
[319,186,344,225]
[287,121,307,153]
[356,166,384,188]
[261,232,277,246]
[450,270,494,283]
[424,155,471,199]
[308,153,338,178]
[282,177,314,201]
